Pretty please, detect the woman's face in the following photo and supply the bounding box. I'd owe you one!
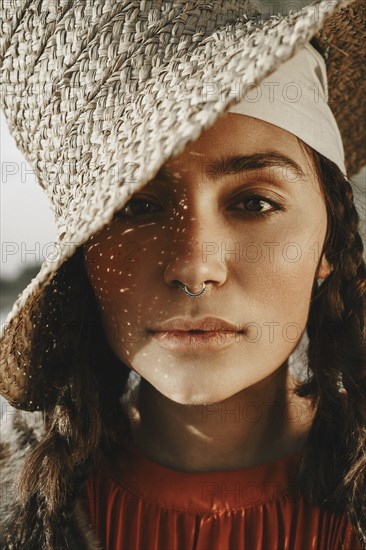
[83,114,331,404]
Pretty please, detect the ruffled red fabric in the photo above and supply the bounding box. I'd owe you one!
[80,434,361,550]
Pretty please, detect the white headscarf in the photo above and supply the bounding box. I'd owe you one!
[228,42,347,177]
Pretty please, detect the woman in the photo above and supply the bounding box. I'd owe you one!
[0,1,365,549]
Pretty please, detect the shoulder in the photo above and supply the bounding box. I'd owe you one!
[0,401,47,545]
[0,401,103,549]
[0,400,47,464]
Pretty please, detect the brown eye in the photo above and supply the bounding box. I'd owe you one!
[115,197,162,218]
[241,196,273,212]
[231,194,279,216]
[230,194,286,220]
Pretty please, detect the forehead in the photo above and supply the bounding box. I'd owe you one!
[151,114,312,187]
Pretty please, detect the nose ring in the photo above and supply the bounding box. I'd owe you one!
[180,282,206,298]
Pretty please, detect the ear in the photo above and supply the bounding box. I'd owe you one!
[316,253,333,280]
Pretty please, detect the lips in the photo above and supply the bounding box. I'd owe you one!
[149,316,245,333]
[148,316,246,352]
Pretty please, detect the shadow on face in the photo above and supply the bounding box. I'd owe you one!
[82,113,331,405]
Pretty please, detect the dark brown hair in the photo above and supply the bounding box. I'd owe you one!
[3,146,366,548]
[296,140,366,545]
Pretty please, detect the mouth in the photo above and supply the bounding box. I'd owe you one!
[149,328,245,353]
[149,316,246,333]
[156,329,244,334]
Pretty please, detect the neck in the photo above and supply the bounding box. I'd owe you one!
[122,364,314,472]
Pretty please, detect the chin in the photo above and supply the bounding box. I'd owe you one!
[161,385,233,406]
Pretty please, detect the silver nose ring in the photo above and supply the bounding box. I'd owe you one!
[181,282,206,298]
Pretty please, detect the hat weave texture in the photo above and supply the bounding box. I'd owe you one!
[0,0,365,410]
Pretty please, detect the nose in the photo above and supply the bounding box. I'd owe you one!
[163,216,228,293]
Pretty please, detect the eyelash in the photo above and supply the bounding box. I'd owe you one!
[230,194,283,218]
[116,194,284,220]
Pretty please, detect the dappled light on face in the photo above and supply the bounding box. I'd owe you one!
[81,114,329,406]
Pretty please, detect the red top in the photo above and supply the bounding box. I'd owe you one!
[80,434,361,550]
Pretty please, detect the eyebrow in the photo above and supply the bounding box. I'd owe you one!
[155,151,306,182]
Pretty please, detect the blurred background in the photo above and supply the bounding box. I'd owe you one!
[1,0,365,409]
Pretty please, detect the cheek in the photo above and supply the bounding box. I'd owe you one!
[82,233,160,358]
[82,239,142,361]
[259,264,313,322]
[83,235,146,304]
[238,213,326,326]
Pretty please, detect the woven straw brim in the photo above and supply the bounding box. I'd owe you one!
[0,0,364,410]
[315,0,366,176]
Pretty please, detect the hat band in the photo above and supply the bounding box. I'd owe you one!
[227,42,347,178]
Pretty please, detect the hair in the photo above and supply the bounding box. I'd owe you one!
[295,139,366,545]
[3,146,366,549]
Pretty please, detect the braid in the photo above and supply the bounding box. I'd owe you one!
[295,142,366,545]
[3,147,365,547]
[3,248,131,549]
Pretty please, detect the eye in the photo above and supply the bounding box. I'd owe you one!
[230,194,284,218]
[114,196,162,219]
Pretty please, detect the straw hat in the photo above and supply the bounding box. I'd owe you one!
[0,0,365,411]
